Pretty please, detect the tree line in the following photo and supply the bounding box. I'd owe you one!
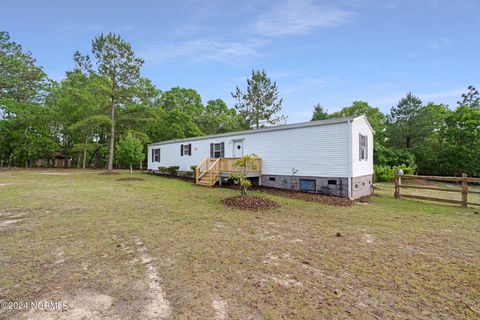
[1,31,479,178]
[312,87,480,178]
[0,32,284,172]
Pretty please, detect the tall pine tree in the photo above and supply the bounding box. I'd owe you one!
[232,70,286,129]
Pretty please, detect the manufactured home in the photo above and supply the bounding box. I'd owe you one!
[148,116,374,199]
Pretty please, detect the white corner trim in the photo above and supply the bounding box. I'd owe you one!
[347,119,353,200]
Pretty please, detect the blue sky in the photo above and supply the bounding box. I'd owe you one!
[3,0,480,122]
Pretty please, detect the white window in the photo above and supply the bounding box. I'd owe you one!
[359,134,368,161]
[183,144,191,156]
[152,148,160,162]
[213,143,222,158]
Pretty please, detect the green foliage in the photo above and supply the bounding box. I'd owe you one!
[0,32,54,167]
[198,99,247,134]
[457,85,479,107]
[374,144,415,167]
[229,153,260,196]
[311,104,329,121]
[0,31,47,101]
[232,70,286,129]
[437,104,480,176]
[330,101,387,141]
[115,131,144,173]
[386,92,423,149]
[158,87,203,115]
[89,32,144,172]
[374,164,416,182]
[157,166,180,175]
[3,32,480,181]
[190,165,197,172]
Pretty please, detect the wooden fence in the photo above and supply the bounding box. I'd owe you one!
[394,173,480,207]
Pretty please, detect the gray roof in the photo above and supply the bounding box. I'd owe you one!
[148,115,361,146]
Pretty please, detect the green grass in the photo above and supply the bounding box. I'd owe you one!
[0,170,479,319]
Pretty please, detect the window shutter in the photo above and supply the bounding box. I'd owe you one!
[188,143,192,156]
[220,142,225,157]
[180,144,183,156]
[151,149,154,162]
[210,143,214,158]
[365,136,368,161]
[359,134,362,161]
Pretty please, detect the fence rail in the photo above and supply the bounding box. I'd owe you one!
[394,173,480,207]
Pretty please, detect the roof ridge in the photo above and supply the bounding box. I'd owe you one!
[148,116,360,146]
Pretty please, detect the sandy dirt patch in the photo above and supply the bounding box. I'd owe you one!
[19,291,115,320]
[363,233,376,244]
[134,236,171,319]
[0,211,28,231]
[212,298,227,320]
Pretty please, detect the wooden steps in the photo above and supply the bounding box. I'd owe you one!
[195,157,221,187]
[194,157,262,187]
[196,176,215,186]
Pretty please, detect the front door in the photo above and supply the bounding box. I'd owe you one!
[233,140,244,157]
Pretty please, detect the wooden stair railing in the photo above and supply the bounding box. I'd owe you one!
[195,157,262,187]
[195,157,209,184]
[196,157,222,186]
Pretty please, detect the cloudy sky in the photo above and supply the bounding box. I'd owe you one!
[3,0,480,122]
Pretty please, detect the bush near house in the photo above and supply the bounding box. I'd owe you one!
[157,166,180,175]
[375,164,416,182]
[228,153,260,196]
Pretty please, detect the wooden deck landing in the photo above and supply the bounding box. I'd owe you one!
[195,157,262,186]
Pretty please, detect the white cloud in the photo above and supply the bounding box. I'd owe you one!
[368,88,465,109]
[140,38,265,64]
[253,0,351,37]
[427,37,453,49]
[283,77,331,95]
[420,88,465,102]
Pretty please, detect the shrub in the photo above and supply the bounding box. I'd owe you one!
[167,166,179,175]
[157,166,180,175]
[374,164,417,182]
[229,153,260,196]
[374,144,416,167]
[157,166,169,174]
[190,165,197,172]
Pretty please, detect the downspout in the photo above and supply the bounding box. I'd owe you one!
[347,119,353,200]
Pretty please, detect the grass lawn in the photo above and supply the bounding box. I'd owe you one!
[0,170,479,319]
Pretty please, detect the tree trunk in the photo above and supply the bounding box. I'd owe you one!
[82,136,88,169]
[241,186,247,196]
[130,165,133,174]
[107,95,115,173]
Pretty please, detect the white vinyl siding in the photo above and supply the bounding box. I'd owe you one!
[351,116,374,177]
[148,122,351,177]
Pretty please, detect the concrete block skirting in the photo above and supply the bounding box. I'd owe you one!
[260,175,349,197]
[351,174,374,199]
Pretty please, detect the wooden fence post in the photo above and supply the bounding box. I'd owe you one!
[394,173,402,198]
[461,173,468,207]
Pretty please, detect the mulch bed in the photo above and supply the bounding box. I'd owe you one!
[116,177,145,181]
[251,186,355,206]
[222,195,280,211]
